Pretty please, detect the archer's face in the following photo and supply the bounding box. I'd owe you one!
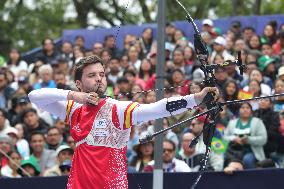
[76,64,107,96]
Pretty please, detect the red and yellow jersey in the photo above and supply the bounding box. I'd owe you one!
[65,97,139,189]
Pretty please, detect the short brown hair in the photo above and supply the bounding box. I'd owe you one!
[73,55,104,82]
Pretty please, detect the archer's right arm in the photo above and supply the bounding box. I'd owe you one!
[28,88,100,120]
[28,88,70,120]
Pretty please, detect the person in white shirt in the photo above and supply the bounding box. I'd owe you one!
[144,139,191,172]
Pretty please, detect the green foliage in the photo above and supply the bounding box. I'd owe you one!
[0,0,283,57]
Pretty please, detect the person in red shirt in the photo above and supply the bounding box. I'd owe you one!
[28,55,217,189]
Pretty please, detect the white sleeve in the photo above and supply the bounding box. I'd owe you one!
[132,94,197,124]
[28,88,70,120]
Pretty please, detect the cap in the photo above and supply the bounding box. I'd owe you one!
[20,156,41,175]
[59,159,72,171]
[16,96,30,104]
[5,127,18,138]
[214,36,226,46]
[56,145,74,157]
[133,131,154,153]
[18,76,29,84]
[0,134,12,145]
[278,66,284,77]
[258,55,275,71]
[202,19,213,27]
[192,69,205,83]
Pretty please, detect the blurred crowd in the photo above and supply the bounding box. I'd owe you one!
[1,17,284,178]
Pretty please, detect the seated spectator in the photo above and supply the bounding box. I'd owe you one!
[224,102,267,169]
[104,34,121,58]
[34,37,60,65]
[44,145,74,176]
[21,108,50,140]
[66,135,75,150]
[107,57,121,85]
[54,71,71,90]
[254,98,281,158]
[60,41,74,68]
[29,131,56,174]
[273,79,284,112]
[258,55,277,82]
[0,70,15,109]
[0,150,22,178]
[129,131,154,172]
[33,64,56,89]
[0,109,12,135]
[0,134,13,169]
[18,156,41,177]
[144,139,191,172]
[223,159,244,174]
[93,42,103,56]
[272,30,284,55]
[223,80,240,116]
[8,96,31,126]
[242,69,272,93]
[177,132,205,171]
[45,127,65,151]
[6,49,28,80]
[14,123,30,158]
[128,46,141,71]
[170,69,190,96]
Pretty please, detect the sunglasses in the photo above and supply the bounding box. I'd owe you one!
[163,148,174,153]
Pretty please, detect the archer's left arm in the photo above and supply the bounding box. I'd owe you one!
[132,87,216,124]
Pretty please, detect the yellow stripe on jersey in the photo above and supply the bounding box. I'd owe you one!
[65,100,74,124]
[124,102,139,129]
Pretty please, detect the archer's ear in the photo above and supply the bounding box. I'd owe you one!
[75,80,82,92]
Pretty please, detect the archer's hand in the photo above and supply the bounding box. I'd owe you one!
[67,91,99,105]
[194,87,219,105]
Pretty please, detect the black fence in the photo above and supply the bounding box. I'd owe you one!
[0,169,283,189]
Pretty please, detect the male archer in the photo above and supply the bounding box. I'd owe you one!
[28,55,218,189]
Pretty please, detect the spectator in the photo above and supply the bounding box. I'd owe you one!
[35,37,60,65]
[261,22,277,45]
[139,27,154,57]
[33,64,56,90]
[272,30,284,55]
[254,98,281,158]
[45,127,65,151]
[165,22,176,44]
[170,69,190,96]
[74,35,85,50]
[177,132,205,171]
[127,127,139,164]
[0,134,13,168]
[93,42,103,56]
[54,71,71,90]
[242,27,256,44]
[138,58,154,85]
[273,79,284,112]
[172,48,186,73]
[223,159,244,174]
[14,123,30,158]
[29,131,56,174]
[44,145,74,176]
[224,102,267,169]
[104,35,121,58]
[248,34,262,52]
[21,108,50,140]
[128,45,141,71]
[66,135,75,150]
[211,36,234,63]
[6,49,28,79]
[144,139,191,172]
[0,71,15,109]
[107,57,121,84]
[18,155,41,177]
[0,150,22,177]
[60,41,74,68]
[223,79,240,116]
[129,131,154,172]
[202,19,217,38]
[8,96,32,126]
[0,109,12,135]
